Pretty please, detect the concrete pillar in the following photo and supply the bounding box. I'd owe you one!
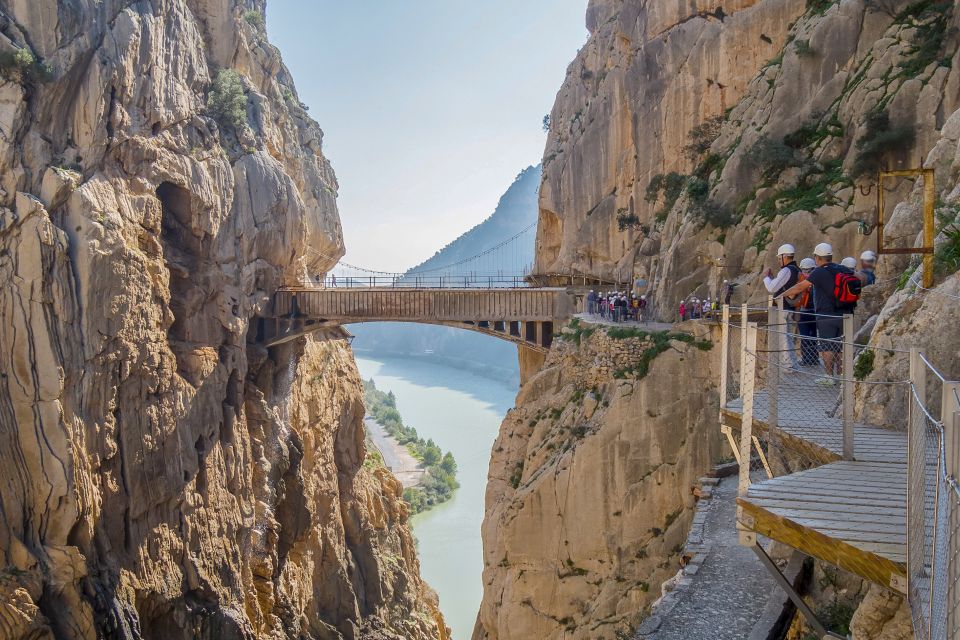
[518,345,546,386]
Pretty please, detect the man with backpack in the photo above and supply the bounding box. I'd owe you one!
[779,243,865,385]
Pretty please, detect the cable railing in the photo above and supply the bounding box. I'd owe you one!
[717,303,959,638]
[296,274,535,289]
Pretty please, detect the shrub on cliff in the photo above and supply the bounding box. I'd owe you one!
[851,110,915,178]
[207,69,248,133]
[0,47,54,83]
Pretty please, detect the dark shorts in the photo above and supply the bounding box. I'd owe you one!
[816,315,843,352]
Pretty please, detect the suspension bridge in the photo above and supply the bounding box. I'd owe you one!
[257,222,615,355]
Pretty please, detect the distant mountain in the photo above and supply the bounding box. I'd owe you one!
[407,164,541,278]
[350,165,542,383]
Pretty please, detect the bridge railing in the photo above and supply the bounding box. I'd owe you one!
[302,275,534,289]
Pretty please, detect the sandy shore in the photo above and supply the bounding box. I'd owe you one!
[364,417,425,488]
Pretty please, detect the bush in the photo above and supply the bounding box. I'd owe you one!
[694,199,736,228]
[0,47,54,83]
[851,110,915,178]
[746,137,798,180]
[686,177,709,203]
[683,115,725,160]
[616,210,641,231]
[934,224,960,277]
[794,39,816,57]
[542,114,551,132]
[207,69,248,132]
[243,10,265,32]
[894,0,952,79]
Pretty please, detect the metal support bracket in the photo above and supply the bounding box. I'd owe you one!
[750,544,847,639]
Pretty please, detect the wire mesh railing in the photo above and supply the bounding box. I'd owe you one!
[908,354,960,640]
[718,302,959,639]
[299,274,535,289]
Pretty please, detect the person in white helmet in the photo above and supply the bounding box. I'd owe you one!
[779,242,864,384]
[638,294,648,323]
[794,257,819,366]
[859,250,878,285]
[764,243,802,368]
[840,257,857,269]
[587,289,597,315]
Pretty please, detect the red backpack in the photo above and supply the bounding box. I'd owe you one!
[831,266,862,306]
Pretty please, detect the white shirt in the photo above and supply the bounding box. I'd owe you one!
[763,266,793,293]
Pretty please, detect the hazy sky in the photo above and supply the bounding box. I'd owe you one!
[267,1,588,272]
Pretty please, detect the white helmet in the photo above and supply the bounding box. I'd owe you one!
[641,295,646,300]
[800,257,816,269]
[723,279,728,283]
[813,242,833,257]
[777,243,796,256]
[860,250,877,263]
[840,257,857,269]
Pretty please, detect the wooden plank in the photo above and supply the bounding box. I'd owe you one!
[738,498,907,591]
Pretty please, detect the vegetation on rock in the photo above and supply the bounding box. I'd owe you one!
[207,69,249,133]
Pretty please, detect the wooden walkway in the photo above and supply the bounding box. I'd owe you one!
[725,383,912,594]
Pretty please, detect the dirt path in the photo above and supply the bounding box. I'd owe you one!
[365,417,425,488]
[638,477,778,640]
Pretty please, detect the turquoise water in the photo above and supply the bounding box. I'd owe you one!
[355,355,517,640]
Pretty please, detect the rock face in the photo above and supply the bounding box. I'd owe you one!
[0,1,442,638]
[474,325,723,640]
[536,0,960,316]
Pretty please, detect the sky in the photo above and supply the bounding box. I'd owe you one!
[267,0,588,272]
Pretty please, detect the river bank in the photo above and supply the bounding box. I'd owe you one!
[365,417,425,488]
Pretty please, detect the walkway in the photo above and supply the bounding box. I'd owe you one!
[574,313,673,332]
[637,477,777,639]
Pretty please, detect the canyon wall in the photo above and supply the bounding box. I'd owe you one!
[0,1,442,638]
[474,326,723,639]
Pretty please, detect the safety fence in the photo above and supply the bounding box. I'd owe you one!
[717,303,959,639]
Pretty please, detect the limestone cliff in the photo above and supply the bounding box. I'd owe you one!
[474,325,723,640]
[0,1,442,638]
[536,0,959,315]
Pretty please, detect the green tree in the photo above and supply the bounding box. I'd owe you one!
[207,69,248,132]
[440,452,457,475]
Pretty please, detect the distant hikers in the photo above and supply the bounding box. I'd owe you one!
[586,289,597,314]
[859,250,878,285]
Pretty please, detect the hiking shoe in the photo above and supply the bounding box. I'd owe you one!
[815,376,837,387]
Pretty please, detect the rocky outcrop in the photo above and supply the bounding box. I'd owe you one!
[536,0,960,316]
[0,1,442,638]
[474,325,723,640]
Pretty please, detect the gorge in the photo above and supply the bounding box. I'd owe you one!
[2,1,960,640]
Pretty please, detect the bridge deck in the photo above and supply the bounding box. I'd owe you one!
[725,383,911,593]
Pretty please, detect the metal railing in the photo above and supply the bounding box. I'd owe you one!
[908,352,960,640]
[301,275,534,289]
[718,302,959,638]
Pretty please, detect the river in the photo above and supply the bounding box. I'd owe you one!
[354,354,517,640]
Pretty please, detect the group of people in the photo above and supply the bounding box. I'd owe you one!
[764,242,877,385]
[678,297,721,321]
[585,291,650,323]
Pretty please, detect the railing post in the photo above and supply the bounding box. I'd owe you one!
[719,305,730,410]
[842,314,855,460]
[739,323,758,499]
[740,303,749,395]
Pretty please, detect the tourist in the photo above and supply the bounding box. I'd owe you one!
[609,294,618,322]
[779,243,863,384]
[840,256,857,270]
[794,257,819,366]
[679,300,686,322]
[599,293,607,319]
[639,295,648,323]
[763,243,802,369]
[587,289,597,315]
[859,250,878,285]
